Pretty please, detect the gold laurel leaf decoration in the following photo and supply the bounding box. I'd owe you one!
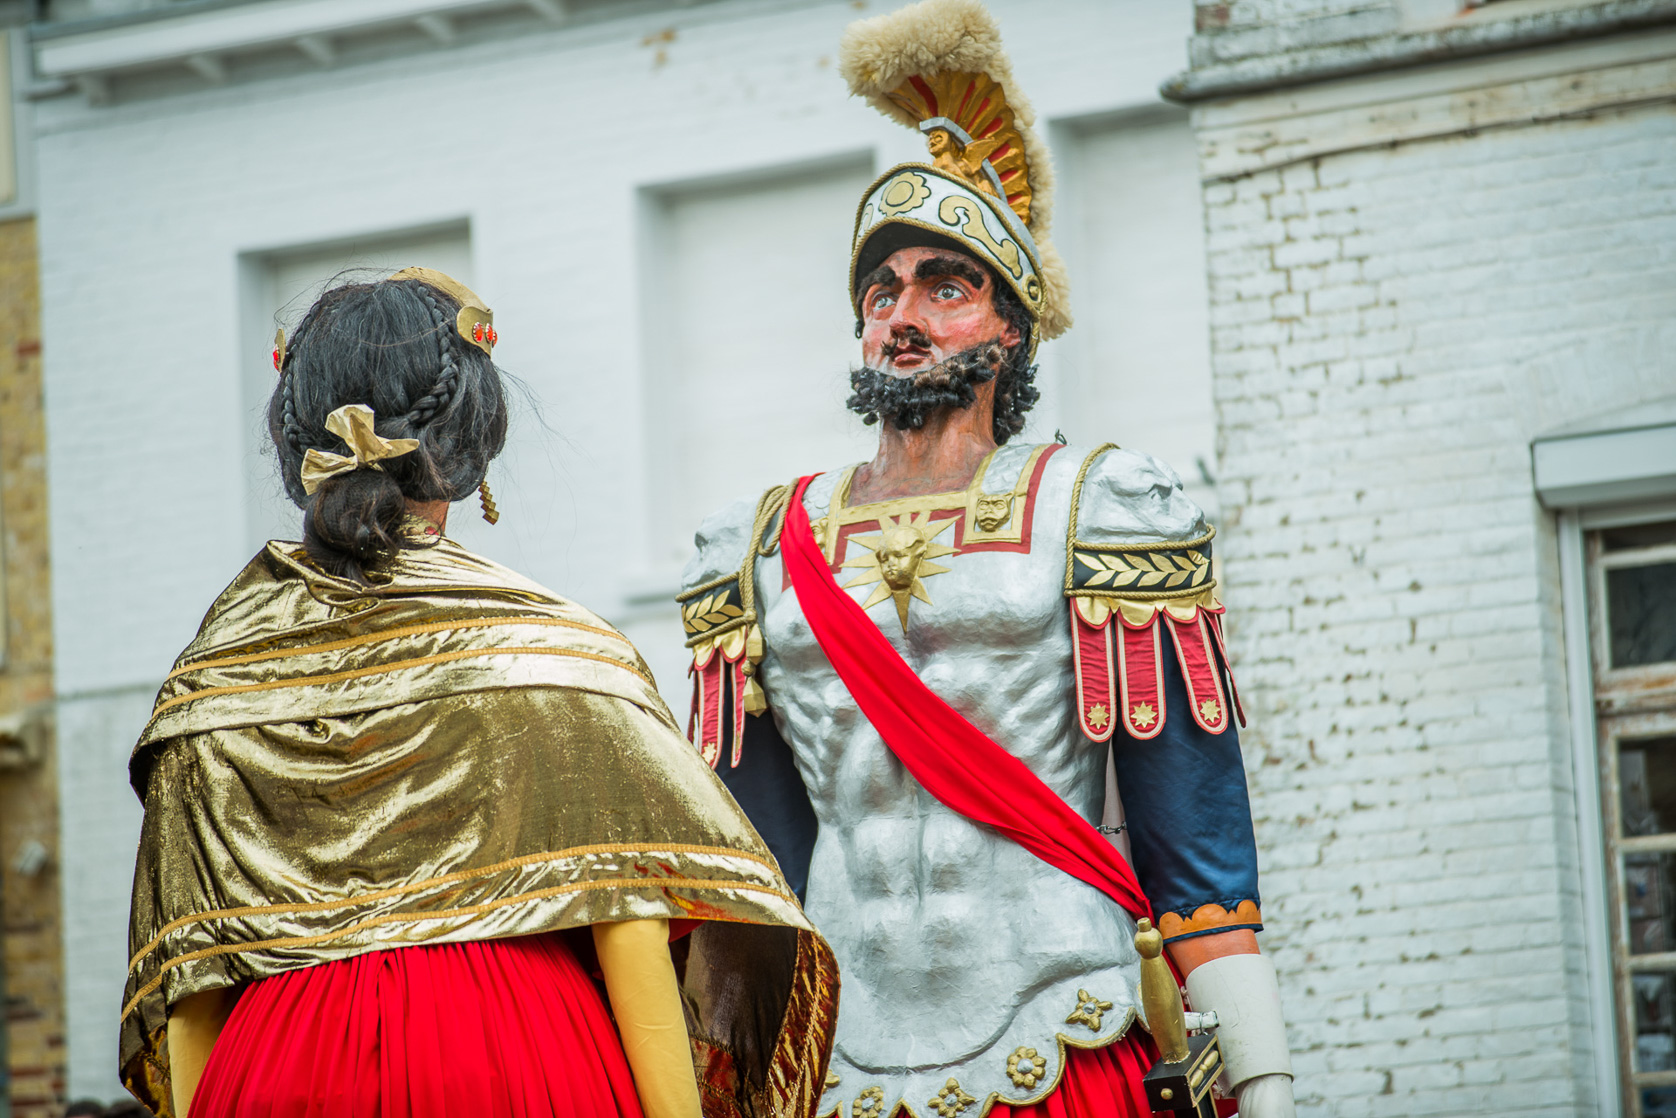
[1111,570,1143,587]
[1165,570,1189,588]
[699,606,741,626]
[1137,571,1168,587]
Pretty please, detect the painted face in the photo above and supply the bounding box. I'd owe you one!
[859,246,1020,377]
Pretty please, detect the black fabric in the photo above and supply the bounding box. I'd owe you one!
[719,708,819,904]
[1110,623,1262,933]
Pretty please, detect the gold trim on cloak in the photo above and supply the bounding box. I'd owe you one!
[121,538,837,1118]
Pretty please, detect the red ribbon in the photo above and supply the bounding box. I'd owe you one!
[782,474,1152,922]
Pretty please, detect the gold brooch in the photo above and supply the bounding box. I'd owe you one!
[1065,988,1113,1031]
[852,1086,885,1118]
[928,1079,976,1118]
[1006,1047,1047,1088]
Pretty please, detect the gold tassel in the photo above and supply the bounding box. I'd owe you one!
[478,481,500,525]
[741,675,768,716]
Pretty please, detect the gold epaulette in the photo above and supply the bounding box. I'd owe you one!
[1062,444,1242,742]
[676,486,788,766]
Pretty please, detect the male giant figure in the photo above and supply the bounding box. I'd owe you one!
[679,4,1295,1116]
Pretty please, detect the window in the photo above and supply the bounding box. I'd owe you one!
[1056,106,1218,518]
[1593,517,1676,1117]
[640,156,877,569]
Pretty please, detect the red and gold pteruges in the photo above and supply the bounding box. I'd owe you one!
[389,265,496,354]
[1067,531,1245,743]
[687,617,765,771]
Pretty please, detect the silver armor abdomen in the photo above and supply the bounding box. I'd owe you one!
[737,442,1205,1117]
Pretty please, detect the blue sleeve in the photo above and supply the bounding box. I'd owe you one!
[1109,622,1262,942]
[716,708,818,905]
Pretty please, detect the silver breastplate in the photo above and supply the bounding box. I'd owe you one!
[752,445,1142,1118]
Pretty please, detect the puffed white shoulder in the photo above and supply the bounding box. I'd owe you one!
[1068,445,1210,545]
[681,496,760,593]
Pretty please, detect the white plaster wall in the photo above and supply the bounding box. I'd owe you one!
[1199,99,1676,1117]
[36,0,1196,1098]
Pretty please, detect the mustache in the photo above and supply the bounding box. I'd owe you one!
[882,327,935,360]
[846,342,1007,432]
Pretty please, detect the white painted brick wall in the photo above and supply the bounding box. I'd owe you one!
[1201,100,1676,1117]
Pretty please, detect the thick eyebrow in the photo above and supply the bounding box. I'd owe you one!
[856,264,899,299]
[914,253,989,291]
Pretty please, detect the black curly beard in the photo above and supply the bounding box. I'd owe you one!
[846,341,1008,434]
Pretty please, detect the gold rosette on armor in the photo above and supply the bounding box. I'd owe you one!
[121,533,836,1118]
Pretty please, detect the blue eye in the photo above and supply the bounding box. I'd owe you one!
[935,283,962,300]
[872,291,897,311]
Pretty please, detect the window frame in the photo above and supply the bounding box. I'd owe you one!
[1587,513,1676,1114]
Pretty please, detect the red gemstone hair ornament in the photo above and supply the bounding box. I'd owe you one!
[385,267,495,354]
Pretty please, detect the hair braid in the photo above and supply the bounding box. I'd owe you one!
[406,289,461,427]
[278,362,307,455]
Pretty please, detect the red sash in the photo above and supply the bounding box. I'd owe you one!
[782,474,1151,921]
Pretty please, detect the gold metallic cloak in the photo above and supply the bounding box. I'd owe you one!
[122,533,837,1118]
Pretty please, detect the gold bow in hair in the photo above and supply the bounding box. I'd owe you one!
[300,405,420,495]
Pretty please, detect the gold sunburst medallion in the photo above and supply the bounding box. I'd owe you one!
[841,512,957,633]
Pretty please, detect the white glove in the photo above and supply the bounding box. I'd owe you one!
[1234,1072,1295,1118]
[1183,952,1294,1113]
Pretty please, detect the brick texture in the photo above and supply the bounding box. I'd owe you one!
[0,216,65,1118]
[1201,101,1676,1116]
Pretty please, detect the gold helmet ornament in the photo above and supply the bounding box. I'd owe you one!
[840,0,1071,355]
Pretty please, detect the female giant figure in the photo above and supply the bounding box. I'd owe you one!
[119,270,835,1118]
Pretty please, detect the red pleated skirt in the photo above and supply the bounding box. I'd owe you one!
[991,1036,1160,1118]
[193,933,643,1118]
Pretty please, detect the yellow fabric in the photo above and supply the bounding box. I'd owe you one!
[122,535,837,1118]
[595,920,702,1118]
[298,404,419,494]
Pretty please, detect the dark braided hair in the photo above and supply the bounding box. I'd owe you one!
[268,277,509,582]
[408,287,460,425]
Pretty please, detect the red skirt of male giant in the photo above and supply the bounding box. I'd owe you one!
[192,933,642,1118]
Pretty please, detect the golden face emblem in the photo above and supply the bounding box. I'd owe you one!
[877,525,930,591]
[842,513,957,633]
